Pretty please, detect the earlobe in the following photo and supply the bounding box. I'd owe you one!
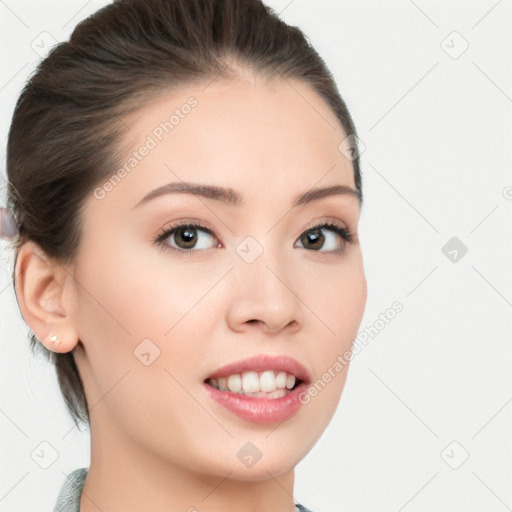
[14,241,79,353]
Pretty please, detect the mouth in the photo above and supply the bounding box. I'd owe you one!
[205,370,303,398]
[203,354,312,424]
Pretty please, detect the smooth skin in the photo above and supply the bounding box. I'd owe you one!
[15,74,367,512]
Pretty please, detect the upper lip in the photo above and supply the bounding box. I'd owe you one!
[205,354,312,384]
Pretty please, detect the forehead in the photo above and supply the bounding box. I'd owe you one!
[89,77,356,215]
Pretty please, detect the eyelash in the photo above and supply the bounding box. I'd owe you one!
[153,220,353,256]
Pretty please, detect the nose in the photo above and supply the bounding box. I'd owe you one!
[225,255,304,335]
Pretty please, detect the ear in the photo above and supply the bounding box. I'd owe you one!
[14,240,79,353]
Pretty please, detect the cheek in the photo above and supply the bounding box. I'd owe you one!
[72,239,218,392]
[306,251,367,348]
[74,239,208,343]
[300,253,366,412]
[71,243,214,436]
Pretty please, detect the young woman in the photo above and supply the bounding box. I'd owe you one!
[2,0,367,510]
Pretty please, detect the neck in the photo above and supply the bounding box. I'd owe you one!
[80,411,297,512]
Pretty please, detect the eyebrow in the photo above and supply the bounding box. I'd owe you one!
[133,181,361,209]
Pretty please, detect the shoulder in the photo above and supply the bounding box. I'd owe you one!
[295,504,315,512]
[53,467,88,512]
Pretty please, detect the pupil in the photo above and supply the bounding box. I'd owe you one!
[177,227,196,248]
[305,228,323,250]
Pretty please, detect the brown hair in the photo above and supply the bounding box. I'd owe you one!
[7,0,363,430]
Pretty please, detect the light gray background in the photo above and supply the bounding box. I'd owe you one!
[1,1,511,511]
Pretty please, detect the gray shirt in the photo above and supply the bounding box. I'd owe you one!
[53,468,314,512]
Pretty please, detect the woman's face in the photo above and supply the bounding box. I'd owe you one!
[69,77,367,479]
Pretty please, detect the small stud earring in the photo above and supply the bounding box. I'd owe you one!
[48,334,61,346]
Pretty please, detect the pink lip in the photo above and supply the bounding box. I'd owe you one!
[205,354,312,384]
[204,381,309,424]
[203,354,312,424]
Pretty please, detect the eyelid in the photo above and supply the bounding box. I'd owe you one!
[302,216,348,232]
[155,219,218,241]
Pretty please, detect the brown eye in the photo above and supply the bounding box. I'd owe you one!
[155,222,219,255]
[174,226,199,249]
[295,222,352,252]
[299,228,325,250]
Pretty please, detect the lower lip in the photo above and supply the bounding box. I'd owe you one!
[203,382,308,424]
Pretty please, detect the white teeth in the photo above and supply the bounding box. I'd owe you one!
[286,374,296,390]
[260,370,277,392]
[208,369,299,396]
[241,371,260,393]
[268,388,287,399]
[227,374,242,392]
[244,389,288,399]
[275,371,287,389]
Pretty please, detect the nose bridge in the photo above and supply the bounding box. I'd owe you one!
[226,233,303,333]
